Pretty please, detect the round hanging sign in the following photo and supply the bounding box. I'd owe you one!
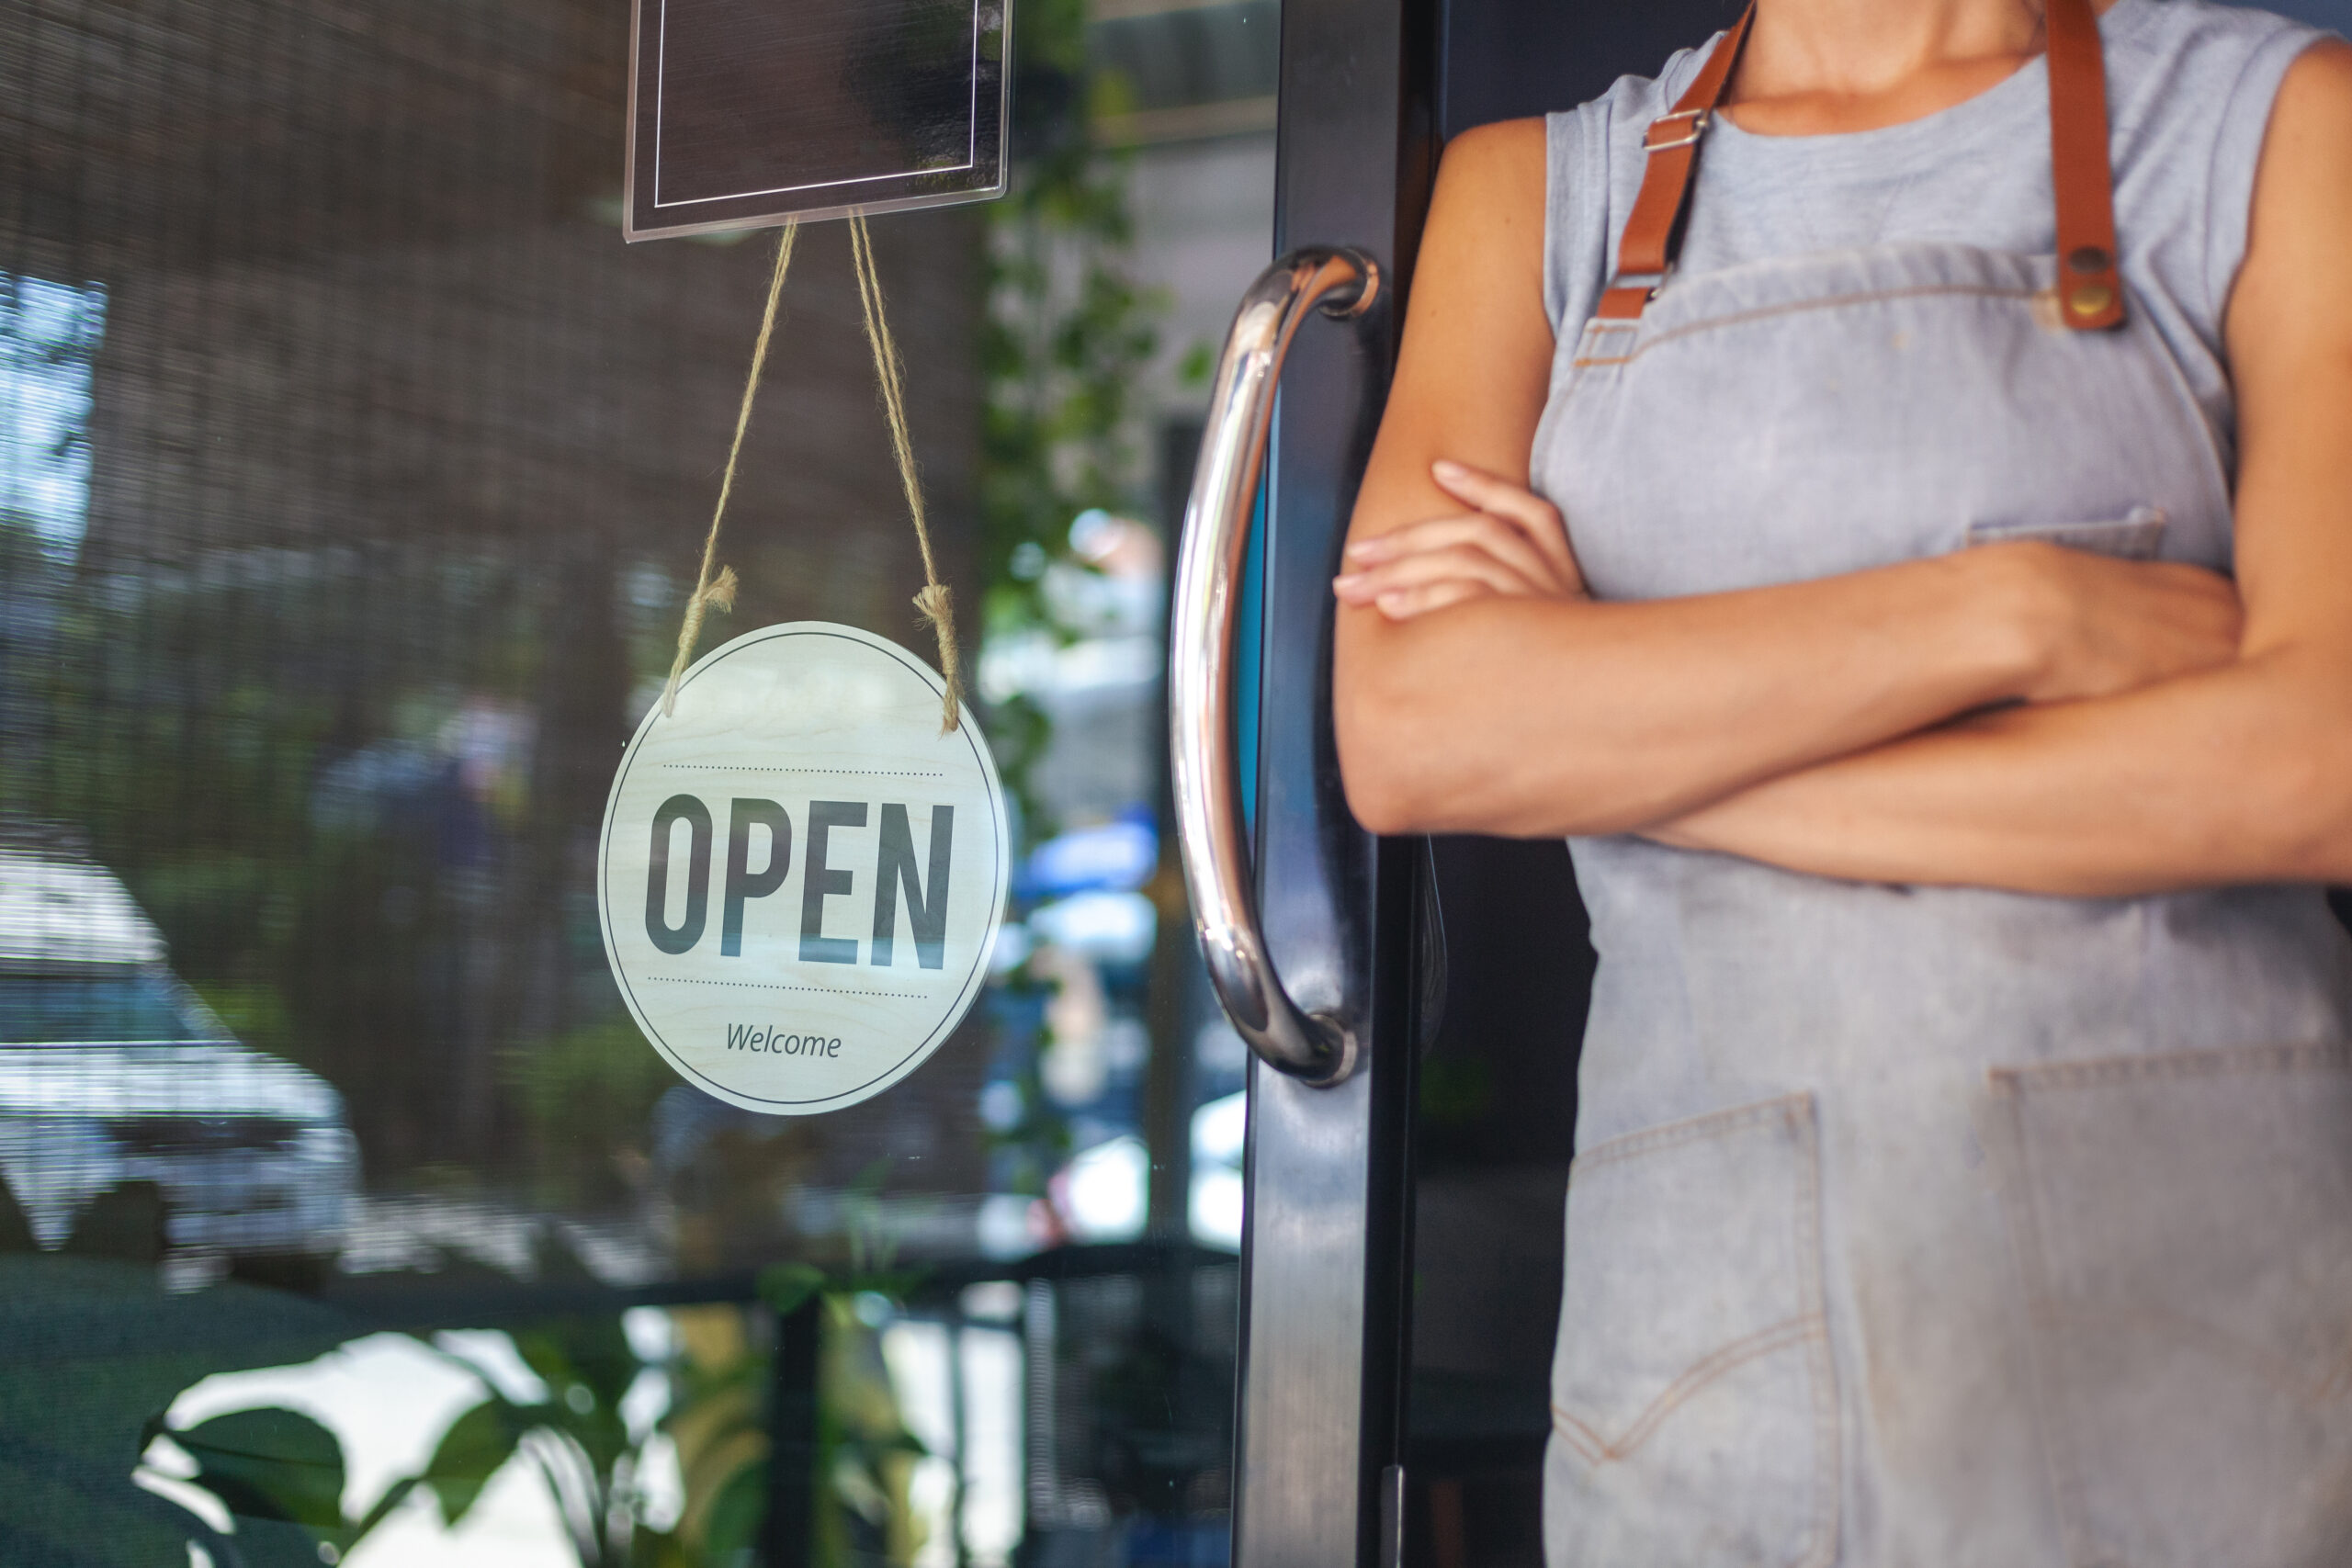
[598,623,1009,1114]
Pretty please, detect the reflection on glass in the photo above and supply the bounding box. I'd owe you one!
[0,272,106,561]
[0,0,1272,1553]
[2,971,219,1044]
[1,835,356,1269]
[119,1264,1235,1568]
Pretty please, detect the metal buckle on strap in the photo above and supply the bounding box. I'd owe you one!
[1596,271,1668,317]
[1643,108,1710,153]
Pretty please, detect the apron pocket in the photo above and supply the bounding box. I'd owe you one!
[1987,1042,2352,1568]
[1965,504,2166,560]
[1548,1093,1838,1568]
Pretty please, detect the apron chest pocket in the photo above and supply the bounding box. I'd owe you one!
[1548,1093,1838,1568]
[1965,504,2167,560]
[1987,1042,2352,1568]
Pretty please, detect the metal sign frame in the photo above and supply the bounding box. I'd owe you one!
[624,0,1012,241]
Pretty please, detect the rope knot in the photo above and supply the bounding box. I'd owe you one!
[854,210,965,735]
[661,564,742,716]
[911,582,965,733]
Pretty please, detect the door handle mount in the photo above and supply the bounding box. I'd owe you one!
[1170,246,1380,1089]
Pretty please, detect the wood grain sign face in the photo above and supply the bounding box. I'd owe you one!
[597,625,1009,1113]
[626,0,1010,239]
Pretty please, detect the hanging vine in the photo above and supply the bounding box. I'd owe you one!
[977,0,1164,835]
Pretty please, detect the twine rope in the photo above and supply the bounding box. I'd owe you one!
[659,213,965,735]
[849,209,964,733]
[661,220,797,717]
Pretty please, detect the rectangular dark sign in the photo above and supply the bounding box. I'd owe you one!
[627,0,1009,239]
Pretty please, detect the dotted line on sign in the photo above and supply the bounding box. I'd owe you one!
[641,976,925,999]
[658,766,947,778]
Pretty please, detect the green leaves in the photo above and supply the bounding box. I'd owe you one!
[420,1397,524,1527]
[421,1314,647,1562]
[760,1260,829,1317]
[147,1311,664,1567]
[979,0,1166,838]
[149,1404,413,1565]
[165,1406,347,1534]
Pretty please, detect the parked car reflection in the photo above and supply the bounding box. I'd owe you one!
[0,834,357,1281]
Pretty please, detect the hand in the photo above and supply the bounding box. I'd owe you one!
[1333,459,1587,621]
[1986,541,2245,704]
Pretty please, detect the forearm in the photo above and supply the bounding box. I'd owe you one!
[1651,647,2352,894]
[1336,549,2045,837]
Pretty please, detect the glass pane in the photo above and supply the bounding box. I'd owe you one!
[0,0,1272,1557]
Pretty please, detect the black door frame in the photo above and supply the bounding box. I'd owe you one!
[1230,0,1437,1563]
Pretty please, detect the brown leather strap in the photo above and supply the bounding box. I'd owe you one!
[1595,4,1755,321]
[2045,0,2125,330]
[1597,0,2125,332]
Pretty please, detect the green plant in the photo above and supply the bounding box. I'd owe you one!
[967,0,1173,1201]
[978,0,1166,832]
[619,1263,939,1568]
[412,1314,657,1565]
[143,1314,659,1567]
[141,1243,945,1568]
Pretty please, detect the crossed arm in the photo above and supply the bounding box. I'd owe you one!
[1329,42,2352,897]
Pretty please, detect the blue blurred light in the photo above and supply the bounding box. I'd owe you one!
[1019,809,1158,897]
[1029,891,1157,964]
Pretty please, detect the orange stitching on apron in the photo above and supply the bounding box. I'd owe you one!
[1570,1090,1812,1175]
[1570,280,2047,368]
[1986,1038,2349,1097]
[1558,1089,1838,1562]
[1551,1313,1826,1464]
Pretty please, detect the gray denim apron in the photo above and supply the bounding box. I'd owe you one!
[1530,4,2352,1563]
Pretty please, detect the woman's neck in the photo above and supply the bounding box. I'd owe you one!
[1725,0,2073,136]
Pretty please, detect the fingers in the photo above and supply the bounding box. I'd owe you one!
[1335,541,1548,611]
[1344,513,1572,595]
[2152,564,2245,643]
[1430,458,1581,585]
[2084,556,2245,660]
[1331,459,1585,624]
[1361,578,1491,621]
[2008,546,2251,703]
[1333,461,1589,622]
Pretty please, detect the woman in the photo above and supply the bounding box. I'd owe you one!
[1330,0,2352,1561]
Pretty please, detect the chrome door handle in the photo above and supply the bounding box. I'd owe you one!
[1170,246,1380,1089]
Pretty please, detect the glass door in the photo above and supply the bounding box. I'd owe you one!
[0,0,1281,1562]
